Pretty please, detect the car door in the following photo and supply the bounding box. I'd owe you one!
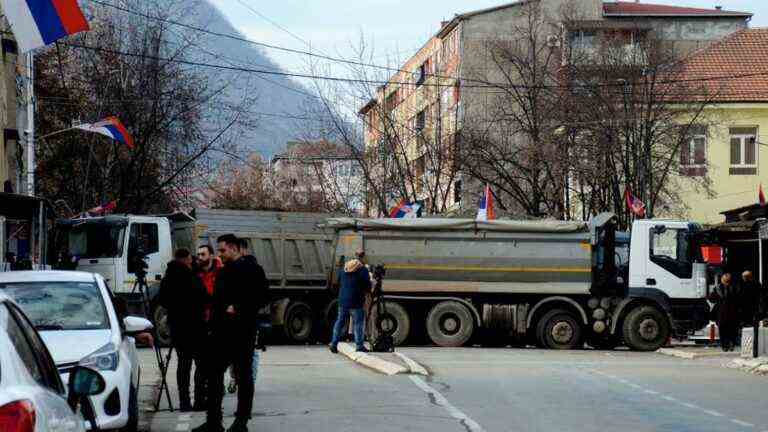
[645,224,695,299]
[2,303,85,432]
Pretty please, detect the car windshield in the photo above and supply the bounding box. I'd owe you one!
[0,282,110,331]
[67,222,126,259]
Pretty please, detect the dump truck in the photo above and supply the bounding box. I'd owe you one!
[55,209,711,351]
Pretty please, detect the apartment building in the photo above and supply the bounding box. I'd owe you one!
[1,23,20,193]
[359,0,751,217]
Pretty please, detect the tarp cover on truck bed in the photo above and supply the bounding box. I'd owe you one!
[323,218,589,233]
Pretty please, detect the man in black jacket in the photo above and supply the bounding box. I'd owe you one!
[194,234,269,432]
[157,248,209,411]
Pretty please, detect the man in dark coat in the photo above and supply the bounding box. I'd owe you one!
[157,248,209,411]
[329,250,372,353]
[194,234,269,432]
[708,273,742,352]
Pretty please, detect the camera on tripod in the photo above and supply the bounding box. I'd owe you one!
[128,246,149,279]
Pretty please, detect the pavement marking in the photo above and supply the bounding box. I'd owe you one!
[178,414,192,421]
[409,375,485,432]
[661,395,678,402]
[643,389,659,395]
[731,419,755,428]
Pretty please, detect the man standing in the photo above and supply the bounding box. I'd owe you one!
[197,245,222,297]
[709,273,742,352]
[194,235,269,432]
[157,249,209,412]
[329,250,372,353]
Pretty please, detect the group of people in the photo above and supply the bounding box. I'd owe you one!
[157,234,269,432]
[708,270,767,352]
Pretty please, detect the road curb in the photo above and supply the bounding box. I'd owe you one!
[729,357,768,375]
[338,343,409,375]
[395,352,430,376]
[657,348,739,360]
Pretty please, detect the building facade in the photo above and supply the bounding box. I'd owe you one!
[673,29,768,224]
[0,21,20,193]
[360,0,751,218]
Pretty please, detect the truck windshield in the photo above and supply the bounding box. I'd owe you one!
[68,223,126,259]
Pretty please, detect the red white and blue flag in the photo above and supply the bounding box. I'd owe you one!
[759,184,766,206]
[389,200,421,218]
[1,0,90,53]
[476,184,495,221]
[76,117,135,149]
[85,200,117,216]
[624,188,646,218]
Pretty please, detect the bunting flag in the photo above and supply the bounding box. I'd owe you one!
[76,117,135,149]
[476,184,496,221]
[624,188,646,218]
[389,200,421,218]
[759,183,766,206]
[1,0,90,53]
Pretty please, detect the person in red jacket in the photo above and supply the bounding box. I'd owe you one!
[197,245,222,297]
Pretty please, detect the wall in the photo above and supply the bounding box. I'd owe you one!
[675,104,768,224]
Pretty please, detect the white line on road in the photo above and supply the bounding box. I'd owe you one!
[409,375,485,432]
[731,419,755,428]
[643,389,659,395]
[661,395,678,402]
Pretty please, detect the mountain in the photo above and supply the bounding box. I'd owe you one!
[164,0,320,158]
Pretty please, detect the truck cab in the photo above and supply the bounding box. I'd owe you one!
[628,219,709,334]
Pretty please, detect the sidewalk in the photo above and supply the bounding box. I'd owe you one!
[657,345,741,360]
[729,356,768,375]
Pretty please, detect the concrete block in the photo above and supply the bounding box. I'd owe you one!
[740,327,768,358]
[338,343,408,376]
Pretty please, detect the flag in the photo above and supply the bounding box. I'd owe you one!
[1,0,90,53]
[624,189,646,218]
[389,200,421,218]
[760,184,766,206]
[76,117,135,149]
[476,184,496,221]
[86,200,117,216]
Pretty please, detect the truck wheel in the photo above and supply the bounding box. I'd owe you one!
[426,301,475,347]
[622,305,670,352]
[152,305,172,347]
[536,309,583,350]
[370,301,411,346]
[284,301,314,343]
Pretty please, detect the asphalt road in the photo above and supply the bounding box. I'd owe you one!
[139,347,768,432]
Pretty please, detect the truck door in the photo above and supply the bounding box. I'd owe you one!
[644,225,694,299]
[127,223,163,285]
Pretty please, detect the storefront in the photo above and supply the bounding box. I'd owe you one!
[0,192,50,269]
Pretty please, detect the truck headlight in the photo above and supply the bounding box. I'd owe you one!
[80,342,119,371]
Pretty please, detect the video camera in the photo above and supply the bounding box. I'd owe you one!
[373,264,386,282]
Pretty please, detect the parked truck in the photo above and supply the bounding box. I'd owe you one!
[55,209,711,351]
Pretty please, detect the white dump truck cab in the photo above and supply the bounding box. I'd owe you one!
[627,219,710,335]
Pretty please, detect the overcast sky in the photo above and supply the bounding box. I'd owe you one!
[209,0,768,77]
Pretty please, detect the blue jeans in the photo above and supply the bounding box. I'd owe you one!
[331,306,365,349]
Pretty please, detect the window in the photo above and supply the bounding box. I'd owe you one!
[416,63,426,87]
[454,180,462,203]
[680,127,707,176]
[649,227,692,279]
[129,223,159,256]
[1,282,110,331]
[569,30,597,60]
[67,221,126,258]
[729,127,758,175]
[415,110,426,132]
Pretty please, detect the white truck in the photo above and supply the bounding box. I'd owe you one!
[55,210,711,350]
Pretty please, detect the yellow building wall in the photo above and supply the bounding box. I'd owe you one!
[676,104,768,224]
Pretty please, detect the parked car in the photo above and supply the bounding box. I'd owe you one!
[0,292,107,432]
[0,271,153,431]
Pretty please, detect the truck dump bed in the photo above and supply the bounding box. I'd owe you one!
[327,217,597,295]
[193,209,337,290]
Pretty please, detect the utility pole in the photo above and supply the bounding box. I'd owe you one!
[23,51,35,197]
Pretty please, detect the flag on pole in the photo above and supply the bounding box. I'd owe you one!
[389,200,421,218]
[76,117,135,149]
[1,0,90,53]
[85,200,117,216]
[759,183,766,206]
[624,189,646,218]
[476,184,496,221]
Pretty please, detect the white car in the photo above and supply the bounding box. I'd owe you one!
[0,271,153,431]
[0,292,107,432]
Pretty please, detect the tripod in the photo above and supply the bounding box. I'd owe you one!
[130,266,175,412]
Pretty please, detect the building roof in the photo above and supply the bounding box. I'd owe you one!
[603,2,752,17]
[678,28,768,103]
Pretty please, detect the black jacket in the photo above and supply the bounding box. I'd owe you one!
[157,260,209,349]
[337,259,371,309]
[211,255,269,343]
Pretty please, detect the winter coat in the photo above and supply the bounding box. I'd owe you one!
[708,283,742,328]
[157,260,209,351]
[197,257,222,297]
[337,259,372,309]
[210,255,269,345]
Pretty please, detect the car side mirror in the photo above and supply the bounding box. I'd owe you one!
[123,316,153,334]
[67,366,106,413]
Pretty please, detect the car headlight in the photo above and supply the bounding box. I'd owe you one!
[79,342,119,371]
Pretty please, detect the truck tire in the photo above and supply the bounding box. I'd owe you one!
[426,301,475,347]
[152,305,172,347]
[536,309,583,350]
[622,305,670,352]
[283,301,314,343]
[370,301,411,346]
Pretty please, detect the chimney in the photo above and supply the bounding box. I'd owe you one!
[440,20,449,28]
[715,5,723,10]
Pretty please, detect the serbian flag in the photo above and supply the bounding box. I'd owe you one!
[86,200,117,216]
[389,200,421,218]
[625,189,646,218]
[76,117,135,149]
[760,184,766,206]
[476,184,496,221]
[1,0,90,53]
